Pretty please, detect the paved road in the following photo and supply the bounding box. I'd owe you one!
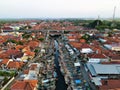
[80,62,97,90]
[67,41,97,90]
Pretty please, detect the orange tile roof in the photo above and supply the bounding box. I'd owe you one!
[29,64,37,70]
[80,44,91,49]
[15,45,24,50]
[22,46,31,52]
[110,55,120,61]
[0,62,2,68]
[7,61,21,69]
[69,42,82,49]
[10,80,38,90]
[24,80,38,86]
[0,36,3,39]
[25,51,35,56]
[23,70,29,74]
[101,61,120,64]
[103,50,113,57]
[92,40,100,45]
[1,59,9,65]
[6,49,21,56]
[76,34,82,39]
[79,39,86,43]
[99,80,120,90]
[91,46,102,54]
[19,61,24,67]
[88,54,107,59]
[28,41,39,48]
[0,53,9,59]
[69,32,77,34]
[67,36,76,40]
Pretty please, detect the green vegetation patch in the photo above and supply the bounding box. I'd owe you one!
[0,70,16,77]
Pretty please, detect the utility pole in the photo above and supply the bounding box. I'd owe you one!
[98,15,100,20]
[113,6,116,22]
[97,15,100,26]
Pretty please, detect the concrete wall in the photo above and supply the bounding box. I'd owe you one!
[1,77,15,90]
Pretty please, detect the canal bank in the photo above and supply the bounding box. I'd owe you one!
[54,40,67,90]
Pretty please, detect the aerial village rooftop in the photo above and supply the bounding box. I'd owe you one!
[0,20,120,90]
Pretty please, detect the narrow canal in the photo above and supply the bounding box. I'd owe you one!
[54,40,67,90]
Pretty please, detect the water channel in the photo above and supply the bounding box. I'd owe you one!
[54,40,67,90]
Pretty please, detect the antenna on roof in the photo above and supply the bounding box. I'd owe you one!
[113,6,116,22]
[98,15,100,20]
[97,15,100,26]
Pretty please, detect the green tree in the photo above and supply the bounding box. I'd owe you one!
[7,39,17,44]
[38,38,44,42]
[10,71,15,77]
[81,34,91,43]
[108,31,114,37]
[22,33,31,39]
[17,41,23,45]
[88,20,103,28]
[3,76,9,85]
[34,49,39,53]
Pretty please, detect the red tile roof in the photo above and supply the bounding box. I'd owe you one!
[103,50,113,57]
[99,80,120,90]
[2,26,13,30]
[101,61,120,64]
[1,59,9,65]
[28,41,39,49]
[67,36,76,40]
[29,64,37,70]
[0,53,9,59]
[76,34,82,39]
[22,46,31,52]
[79,39,86,43]
[5,49,22,57]
[15,45,24,51]
[25,51,35,57]
[88,54,107,59]
[10,80,38,90]
[7,61,22,69]
[80,44,91,49]
[69,42,82,49]
[92,40,100,45]
[23,70,29,74]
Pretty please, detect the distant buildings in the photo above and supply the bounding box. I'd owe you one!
[67,31,120,90]
[1,20,120,90]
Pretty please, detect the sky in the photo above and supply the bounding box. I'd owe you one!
[0,0,120,19]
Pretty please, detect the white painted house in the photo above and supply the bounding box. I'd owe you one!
[87,54,108,63]
[80,44,93,54]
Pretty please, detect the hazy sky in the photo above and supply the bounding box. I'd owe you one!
[0,0,120,18]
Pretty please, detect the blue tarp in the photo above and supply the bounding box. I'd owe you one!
[75,80,81,84]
